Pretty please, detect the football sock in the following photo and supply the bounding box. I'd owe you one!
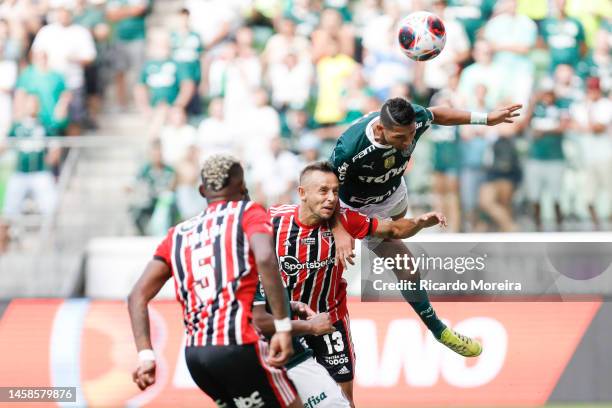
[400,286,446,339]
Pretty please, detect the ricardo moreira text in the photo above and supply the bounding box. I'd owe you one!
[372,254,487,275]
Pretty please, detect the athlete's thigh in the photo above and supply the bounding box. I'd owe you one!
[184,346,232,406]
[186,343,297,408]
[287,357,350,407]
[304,316,355,383]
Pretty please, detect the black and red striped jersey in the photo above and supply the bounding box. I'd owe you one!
[269,204,378,323]
[154,200,273,347]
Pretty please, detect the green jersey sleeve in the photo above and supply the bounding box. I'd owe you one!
[412,103,434,141]
[254,282,266,306]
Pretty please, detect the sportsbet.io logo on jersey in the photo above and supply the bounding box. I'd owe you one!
[279,256,334,276]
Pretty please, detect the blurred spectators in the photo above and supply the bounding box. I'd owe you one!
[2,94,62,218]
[266,50,313,111]
[1,0,610,235]
[240,88,281,166]
[297,133,322,163]
[0,38,17,137]
[171,8,204,115]
[311,8,355,62]
[0,218,9,254]
[419,0,470,96]
[251,137,300,206]
[207,35,261,122]
[553,63,585,107]
[341,68,379,125]
[106,0,150,108]
[128,140,176,235]
[447,0,497,45]
[459,84,490,232]
[429,93,461,232]
[361,2,414,101]
[184,0,236,50]
[479,121,522,232]
[314,39,357,125]
[523,79,568,230]
[134,29,195,134]
[577,28,611,93]
[73,0,111,129]
[0,17,25,62]
[158,107,197,167]
[458,41,501,109]
[483,0,537,106]
[569,77,611,228]
[197,97,234,157]
[564,0,612,47]
[174,144,205,219]
[539,0,587,72]
[14,49,72,135]
[262,17,310,67]
[32,4,96,135]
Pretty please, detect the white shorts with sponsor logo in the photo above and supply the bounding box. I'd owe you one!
[340,178,409,220]
[340,179,409,250]
[287,357,350,408]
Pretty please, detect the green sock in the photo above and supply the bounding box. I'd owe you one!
[400,286,446,339]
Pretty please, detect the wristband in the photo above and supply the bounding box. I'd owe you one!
[274,317,292,333]
[138,349,156,363]
[470,112,488,125]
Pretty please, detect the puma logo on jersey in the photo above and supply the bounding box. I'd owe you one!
[362,162,375,170]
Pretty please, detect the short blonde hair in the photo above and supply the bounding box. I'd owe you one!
[200,154,241,192]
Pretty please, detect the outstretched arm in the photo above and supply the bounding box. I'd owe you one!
[430,104,522,126]
[372,212,447,239]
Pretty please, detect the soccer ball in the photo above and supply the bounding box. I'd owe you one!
[397,11,446,61]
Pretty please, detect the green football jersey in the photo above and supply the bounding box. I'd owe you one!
[9,119,59,173]
[139,59,190,106]
[330,105,433,208]
[253,282,313,369]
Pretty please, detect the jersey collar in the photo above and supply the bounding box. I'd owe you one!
[366,115,393,149]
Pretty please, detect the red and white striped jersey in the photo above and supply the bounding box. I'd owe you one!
[154,200,272,347]
[269,205,378,323]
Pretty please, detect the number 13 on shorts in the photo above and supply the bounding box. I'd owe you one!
[323,332,344,354]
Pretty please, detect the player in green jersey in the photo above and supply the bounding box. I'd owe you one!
[330,97,521,357]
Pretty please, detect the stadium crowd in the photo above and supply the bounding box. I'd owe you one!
[0,0,610,240]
